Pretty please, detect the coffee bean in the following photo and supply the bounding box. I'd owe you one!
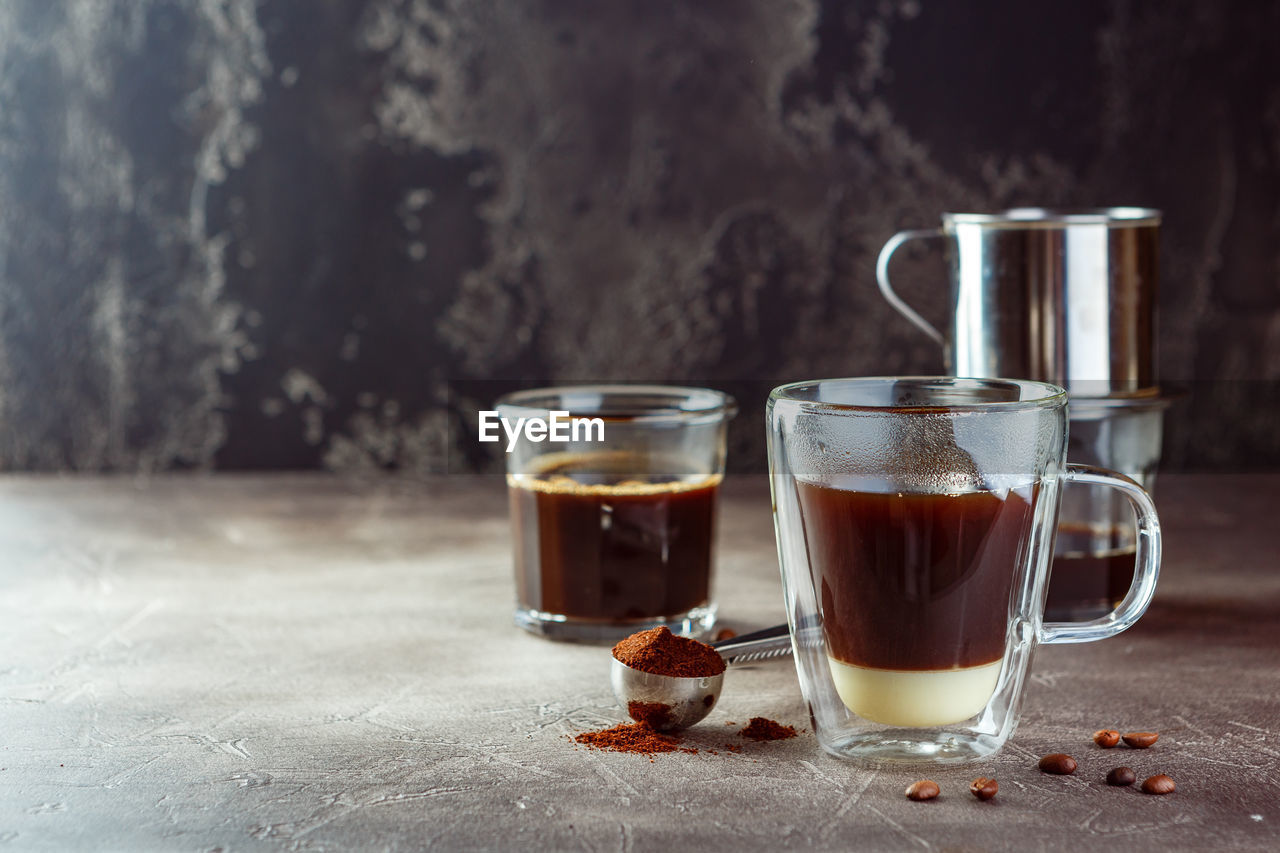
[1106,766,1137,786]
[969,777,998,801]
[1038,753,1078,775]
[906,780,940,801]
[1123,731,1159,749]
[1141,774,1176,795]
[1093,729,1121,748]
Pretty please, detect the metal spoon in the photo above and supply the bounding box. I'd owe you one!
[609,623,793,732]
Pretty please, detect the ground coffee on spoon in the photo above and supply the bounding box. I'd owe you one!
[611,626,726,678]
[570,627,794,756]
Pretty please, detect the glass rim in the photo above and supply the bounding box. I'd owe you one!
[768,376,1068,414]
[496,384,737,423]
[944,206,1161,228]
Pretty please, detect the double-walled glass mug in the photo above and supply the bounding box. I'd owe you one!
[767,378,1161,763]
[499,385,736,643]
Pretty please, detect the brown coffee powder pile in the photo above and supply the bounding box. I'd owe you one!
[612,627,726,678]
[740,717,798,741]
[573,722,697,757]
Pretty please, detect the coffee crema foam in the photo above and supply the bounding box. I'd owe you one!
[826,657,1003,728]
[508,451,722,496]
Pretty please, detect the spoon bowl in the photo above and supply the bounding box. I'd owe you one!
[609,659,724,732]
[610,623,793,731]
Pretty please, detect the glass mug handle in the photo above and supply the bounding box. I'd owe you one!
[875,227,948,347]
[1039,463,1162,644]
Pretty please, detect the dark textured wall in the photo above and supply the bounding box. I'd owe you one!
[1,0,1278,474]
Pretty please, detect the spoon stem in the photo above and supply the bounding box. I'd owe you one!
[711,623,792,666]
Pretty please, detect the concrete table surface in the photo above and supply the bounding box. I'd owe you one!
[1,473,1278,852]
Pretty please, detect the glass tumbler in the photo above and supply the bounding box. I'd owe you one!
[500,385,736,643]
[767,377,1161,763]
[1047,394,1173,621]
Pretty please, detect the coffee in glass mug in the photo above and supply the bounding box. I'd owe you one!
[767,377,1161,763]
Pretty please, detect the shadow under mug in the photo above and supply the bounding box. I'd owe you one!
[767,377,1161,764]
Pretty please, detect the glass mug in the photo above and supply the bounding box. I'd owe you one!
[767,377,1161,763]
[499,385,736,643]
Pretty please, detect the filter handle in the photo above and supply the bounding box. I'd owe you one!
[875,227,947,347]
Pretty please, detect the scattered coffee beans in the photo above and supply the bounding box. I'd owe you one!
[969,777,998,801]
[1106,766,1137,786]
[1123,731,1159,749]
[885,726,1183,803]
[1093,729,1121,748]
[906,780,940,801]
[1038,753,1078,775]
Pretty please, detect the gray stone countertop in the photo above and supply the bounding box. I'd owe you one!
[1,473,1278,852]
